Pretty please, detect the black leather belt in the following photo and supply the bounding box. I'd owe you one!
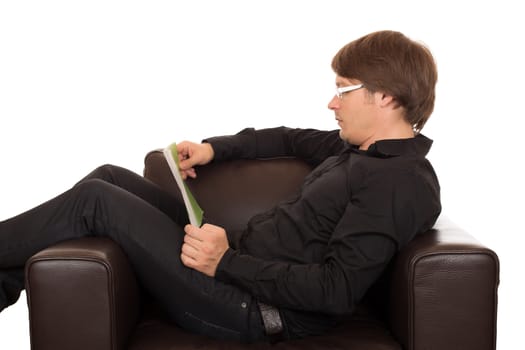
[257,301,284,339]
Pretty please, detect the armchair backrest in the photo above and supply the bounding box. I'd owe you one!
[144,151,313,232]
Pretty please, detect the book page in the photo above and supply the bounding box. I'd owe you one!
[163,143,204,227]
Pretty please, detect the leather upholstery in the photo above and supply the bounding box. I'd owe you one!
[24,150,499,349]
[26,238,140,350]
[388,219,499,349]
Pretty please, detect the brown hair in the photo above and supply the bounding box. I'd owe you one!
[331,30,437,132]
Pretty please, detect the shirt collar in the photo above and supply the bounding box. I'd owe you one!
[350,134,433,157]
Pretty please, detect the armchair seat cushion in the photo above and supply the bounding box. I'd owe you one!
[128,304,402,350]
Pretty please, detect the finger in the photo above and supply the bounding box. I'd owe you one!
[184,224,204,241]
[181,241,199,258]
[178,158,192,170]
[178,150,187,161]
[200,224,227,239]
[183,168,197,179]
[183,233,201,248]
[176,142,190,155]
[201,223,223,232]
[180,251,196,268]
[180,168,196,180]
[188,168,197,177]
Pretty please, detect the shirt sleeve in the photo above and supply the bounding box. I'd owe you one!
[216,231,396,315]
[204,127,346,165]
[214,167,418,315]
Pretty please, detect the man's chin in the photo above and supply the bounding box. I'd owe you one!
[339,130,358,146]
[338,129,348,142]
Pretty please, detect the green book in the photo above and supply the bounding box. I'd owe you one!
[163,142,204,227]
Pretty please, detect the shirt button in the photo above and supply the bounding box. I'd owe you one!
[241,302,247,309]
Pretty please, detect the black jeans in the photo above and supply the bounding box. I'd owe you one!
[0,164,266,342]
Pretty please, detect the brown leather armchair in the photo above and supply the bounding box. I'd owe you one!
[25,150,499,350]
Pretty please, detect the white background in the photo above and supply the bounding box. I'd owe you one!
[1,1,523,348]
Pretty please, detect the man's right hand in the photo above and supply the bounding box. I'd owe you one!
[176,141,215,179]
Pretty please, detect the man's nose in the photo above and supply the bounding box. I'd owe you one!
[328,95,339,110]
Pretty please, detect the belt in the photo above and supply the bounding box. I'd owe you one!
[257,301,284,340]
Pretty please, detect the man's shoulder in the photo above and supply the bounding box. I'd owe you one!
[348,152,434,186]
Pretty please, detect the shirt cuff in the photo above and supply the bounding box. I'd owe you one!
[215,247,260,287]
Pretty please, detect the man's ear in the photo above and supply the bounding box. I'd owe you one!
[378,93,396,107]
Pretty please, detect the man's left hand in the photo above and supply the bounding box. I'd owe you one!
[181,223,229,277]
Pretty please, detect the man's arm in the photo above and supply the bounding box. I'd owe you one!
[204,127,346,165]
[178,212,397,315]
[177,127,344,179]
[217,230,397,314]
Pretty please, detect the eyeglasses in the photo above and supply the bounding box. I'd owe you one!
[335,84,364,99]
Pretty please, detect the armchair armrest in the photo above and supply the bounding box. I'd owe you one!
[25,238,140,350]
[388,217,499,350]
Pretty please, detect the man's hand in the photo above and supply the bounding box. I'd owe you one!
[176,141,214,179]
[181,223,229,277]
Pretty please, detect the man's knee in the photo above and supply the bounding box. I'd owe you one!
[93,164,118,179]
[74,178,113,195]
[80,164,119,184]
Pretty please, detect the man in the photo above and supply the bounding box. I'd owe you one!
[1,30,440,342]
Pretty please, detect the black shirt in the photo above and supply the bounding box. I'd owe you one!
[205,127,441,338]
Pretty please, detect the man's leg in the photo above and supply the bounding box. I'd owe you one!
[1,174,265,341]
[78,164,190,224]
[0,268,24,312]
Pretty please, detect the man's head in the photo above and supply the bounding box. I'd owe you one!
[331,30,437,134]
